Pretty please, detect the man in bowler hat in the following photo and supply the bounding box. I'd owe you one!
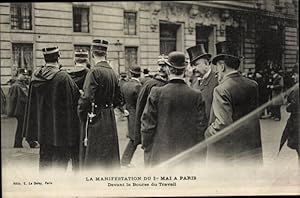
[121,66,142,167]
[141,51,207,167]
[23,46,80,171]
[205,41,263,165]
[187,44,218,121]
[77,39,124,169]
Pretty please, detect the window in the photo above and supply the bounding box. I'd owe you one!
[124,12,137,35]
[12,43,33,74]
[160,23,178,55]
[196,25,215,54]
[73,6,89,33]
[74,45,91,63]
[125,47,138,71]
[226,26,243,57]
[10,3,32,30]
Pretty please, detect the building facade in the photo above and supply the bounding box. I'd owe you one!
[0,1,298,87]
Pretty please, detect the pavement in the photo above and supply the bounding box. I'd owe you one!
[1,106,298,170]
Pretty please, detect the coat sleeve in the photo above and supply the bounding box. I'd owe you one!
[7,85,20,117]
[113,83,125,108]
[273,76,284,90]
[141,87,158,151]
[205,86,233,138]
[78,70,99,121]
[134,84,152,144]
[196,93,208,142]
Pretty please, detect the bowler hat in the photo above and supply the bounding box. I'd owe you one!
[211,41,242,65]
[42,46,59,56]
[143,68,150,74]
[129,66,141,75]
[91,39,109,51]
[165,51,187,69]
[186,44,212,64]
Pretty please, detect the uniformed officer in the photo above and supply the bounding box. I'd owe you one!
[78,39,123,170]
[23,46,80,171]
[68,49,90,91]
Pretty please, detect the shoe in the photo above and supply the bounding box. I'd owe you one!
[274,118,280,121]
[13,145,23,148]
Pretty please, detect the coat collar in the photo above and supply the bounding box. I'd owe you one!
[130,77,140,83]
[220,71,240,84]
[169,78,186,84]
[95,60,112,69]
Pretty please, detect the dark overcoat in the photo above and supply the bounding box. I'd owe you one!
[122,78,142,140]
[141,79,208,167]
[134,75,167,145]
[7,80,28,118]
[205,72,263,163]
[191,70,218,121]
[279,85,299,152]
[78,61,123,169]
[271,74,284,106]
[67,67,90,90]
[23,65,80,147]
[140,75,152,85]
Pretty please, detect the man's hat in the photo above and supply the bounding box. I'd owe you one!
[42,46,59,56]
[91,39,109,51]
[186,44,212,64]
[212,41,242,65]
[143,68,150,74]
[129,66,141,75]
[120,72,127,77]
[165,51,187,69]
[75,49,89,58]
[157,54,168,66]
[17,68,26,75]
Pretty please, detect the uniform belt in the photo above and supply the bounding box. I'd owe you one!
[97,103,113,109]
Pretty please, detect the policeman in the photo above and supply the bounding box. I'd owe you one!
[78,39,124,169]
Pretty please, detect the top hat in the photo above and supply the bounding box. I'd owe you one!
[165,51,187,69]
[91,39,109,51]
[186,44,212,64]
[129,66,141,75]
[212,41,242,65]
[157,54,168,66]
[42,46,59,56]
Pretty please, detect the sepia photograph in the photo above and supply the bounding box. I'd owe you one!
[1,1,299,197]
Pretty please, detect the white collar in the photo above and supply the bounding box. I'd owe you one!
[202,68,212,80]
[131,77,140,82]
[224,70,239,78]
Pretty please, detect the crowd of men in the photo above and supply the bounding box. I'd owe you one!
[3,38,299,171]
